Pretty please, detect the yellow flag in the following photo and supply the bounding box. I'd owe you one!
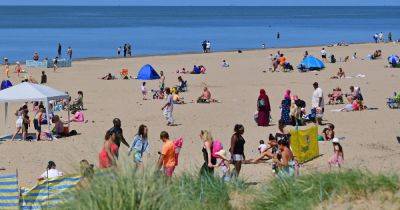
[290,126,319,163]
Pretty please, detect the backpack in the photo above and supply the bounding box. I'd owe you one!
[257,99,265,109]
[211,140,223,158]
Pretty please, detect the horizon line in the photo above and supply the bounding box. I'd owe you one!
[0,5,399,7]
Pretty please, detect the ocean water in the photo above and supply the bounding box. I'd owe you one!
[0,6,399,62]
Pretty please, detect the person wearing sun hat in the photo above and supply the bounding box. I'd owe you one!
[215,149,233,181]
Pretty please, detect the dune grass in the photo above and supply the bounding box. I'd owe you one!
[251,170,399,210]
[60,168,399,210]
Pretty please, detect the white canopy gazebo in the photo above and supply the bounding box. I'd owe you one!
[0,82,69,139]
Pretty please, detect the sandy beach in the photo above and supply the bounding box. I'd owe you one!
[1,42,399,187]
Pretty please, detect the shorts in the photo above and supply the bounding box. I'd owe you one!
[322,55,327,59]
[232,154,244,162]
[164,166,175,177]
[16,118,23,128]
[33,119,41,132]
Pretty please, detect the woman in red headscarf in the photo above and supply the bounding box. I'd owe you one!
[257,89,271,126]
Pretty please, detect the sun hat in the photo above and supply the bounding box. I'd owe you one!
[215,149,228,160]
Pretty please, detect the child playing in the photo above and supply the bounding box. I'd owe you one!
[322,123,335,141]
[258,140,268,154]
[141,82,147,100]
[328,138,344,170]
[215,150,233,182]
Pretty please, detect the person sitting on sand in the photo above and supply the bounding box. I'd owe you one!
[38,161,63,180]
[70,91,84,111]
[340,98,361,112]
[197,87,218,103]
[52,115,66,137]
[200,65,206,74]
[371,50,382,59]
[328,87,343,104]
[222,60,230,68]
[328,138,344,170]
[177,68,188,74]
[345,86,363,108]
[191,65,201,74]
[101,73,115,80]
[274,138,296,178]
[331,68,346,79]
[251,134,279,163]
[278,54,286,70]
[322,123,335,141]
[176,76,187,92]
[70,110,85,123]
[171,88,184,104]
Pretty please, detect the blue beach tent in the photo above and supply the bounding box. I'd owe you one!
[137,64,160,80]
[0,80,12,90]
[297,56,325,71]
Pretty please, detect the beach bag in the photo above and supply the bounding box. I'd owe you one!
[173,137,184,166]
[257,99,265,109]
[212,140,223,158]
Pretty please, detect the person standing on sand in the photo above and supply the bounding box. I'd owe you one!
[128,124,150,168]
[57,43,62,57]
[161,88,174,126]
[202,40,207,53]
[67,46,73,60]
[3,58,9,78]
[117,46,121,56]
[229,124,246,177]
[277,32,280,39]
[108,118,130,153]
[257,89,271,126]
[123,44,127,57]
[40,71,47,84]
[388,32,392,42]
[157,131,176,177]
[311,82,324,125]
[159,71,165,91]
[53,56,58,72]
[321,48,327,62]
[206,41,211,53]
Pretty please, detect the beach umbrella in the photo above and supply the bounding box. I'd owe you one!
[388,55,399,64]
[0,80,12,90]
[137,64,160,80]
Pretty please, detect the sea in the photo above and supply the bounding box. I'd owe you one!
[0,6,399,62]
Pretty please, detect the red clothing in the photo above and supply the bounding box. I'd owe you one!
[99,142,118,168]
[257,89,271,126]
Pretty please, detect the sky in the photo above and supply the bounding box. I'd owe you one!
[0,0,399,6]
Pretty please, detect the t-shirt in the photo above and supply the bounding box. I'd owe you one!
[165,94,174,112]
[258,144,268,153]
[279,57,286,65]
[141,85,147,93]
[161,140,176,168]
[312,87,324,108]
[109,127,123,148]
[39,169,63,179]
[321,50,327,56]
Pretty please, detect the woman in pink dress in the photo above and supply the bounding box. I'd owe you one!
[328,138,344,170]
[99,130,118,168]
[257,89,271,126]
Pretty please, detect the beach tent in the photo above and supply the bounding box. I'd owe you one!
[388,55,399,65]
[0,82,69,139]
[0,80,12,90]
[137,64,160,80]
[298,56,325,71]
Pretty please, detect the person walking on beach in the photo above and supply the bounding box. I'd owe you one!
[57,43,62,57]
[311,82,324,125]
[108,118,130,152]
[3,58,9,78]
[67,47,73,60]
[388,32,392,42]
[199,130,216,176]
[277,32,280,39]
[229,124,246,177]
[99,130,118,169]
[373,33,378,43]
[117,46,121,56]
[128,124,150,168]
[157,131,176,177]
[127,43,132,56]
[206,41,211,53]
[159,71,165,91]
[161,88,174,126]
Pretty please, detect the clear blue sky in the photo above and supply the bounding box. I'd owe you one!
[0,0,398,6]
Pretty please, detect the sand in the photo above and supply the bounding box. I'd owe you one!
[0,42,399,186]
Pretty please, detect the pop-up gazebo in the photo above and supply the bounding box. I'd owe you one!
[0,82,69,139]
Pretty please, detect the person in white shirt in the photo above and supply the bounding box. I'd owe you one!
[141,82,147,100]
[161,87,174,126]
[312,82,324,125]
[320,48,327,62]
[258,140,268,154]
[206,41,211,53]
[38,161,63,180]
[221,60,229,68]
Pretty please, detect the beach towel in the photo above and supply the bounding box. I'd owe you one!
[0,173,19,210]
